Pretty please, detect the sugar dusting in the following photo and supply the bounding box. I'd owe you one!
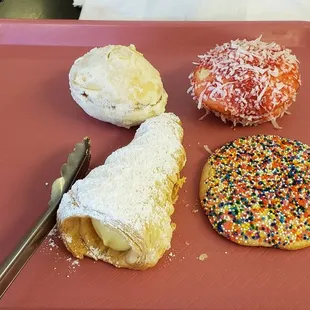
[168,252,176,258]
[40,226,81,277]
[56,113,186,268]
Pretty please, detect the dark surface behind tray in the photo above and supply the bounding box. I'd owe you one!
[0,0,81,19]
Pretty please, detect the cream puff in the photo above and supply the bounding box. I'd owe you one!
[69,44,168,128]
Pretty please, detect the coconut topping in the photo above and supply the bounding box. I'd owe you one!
[189,36,301,126]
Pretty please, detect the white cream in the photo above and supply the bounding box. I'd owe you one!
[91,218,131,251]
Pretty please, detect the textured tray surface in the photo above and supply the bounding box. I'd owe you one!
[0,19,310,310]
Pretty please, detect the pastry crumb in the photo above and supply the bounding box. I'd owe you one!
[225,252,228,254]
[71,259,80,266]
[48,227,57,237]
[48,238,58,249]
[192,209,199,213]
[203,145,212,154]
[185,241,190,246]
[41,227,81,276]
[45,182,49,186]
[198,254,208,261]
[169,252,176,257]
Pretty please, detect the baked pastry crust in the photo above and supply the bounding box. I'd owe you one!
[57,113,186,269]
[200,134,310,250]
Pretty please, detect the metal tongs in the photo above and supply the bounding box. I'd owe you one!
[0,137,91,299]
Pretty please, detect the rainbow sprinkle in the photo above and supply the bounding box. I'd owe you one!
[201,134,310,249]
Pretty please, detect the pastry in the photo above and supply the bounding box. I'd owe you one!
[69,44,168,128]
[188,36,301,128]
[57,113,186,270]
[200,134,310,250]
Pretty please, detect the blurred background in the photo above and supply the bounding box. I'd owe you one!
[1,0,309,22]
[0,0,81,19]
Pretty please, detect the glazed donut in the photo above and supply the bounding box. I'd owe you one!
[188,36,301,128]
[200,134,310,250]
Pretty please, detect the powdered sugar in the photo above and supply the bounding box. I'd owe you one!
[48,227,58,237]
[48,239,58,250]
[41,226,81,277]
[62,234,72,244]
[57,113,186,268]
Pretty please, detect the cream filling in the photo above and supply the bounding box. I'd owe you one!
[91,218,131,251]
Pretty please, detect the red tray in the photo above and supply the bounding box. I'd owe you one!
[1,19,310,310]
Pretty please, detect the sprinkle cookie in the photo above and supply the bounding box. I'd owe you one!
[200,135,310,250]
